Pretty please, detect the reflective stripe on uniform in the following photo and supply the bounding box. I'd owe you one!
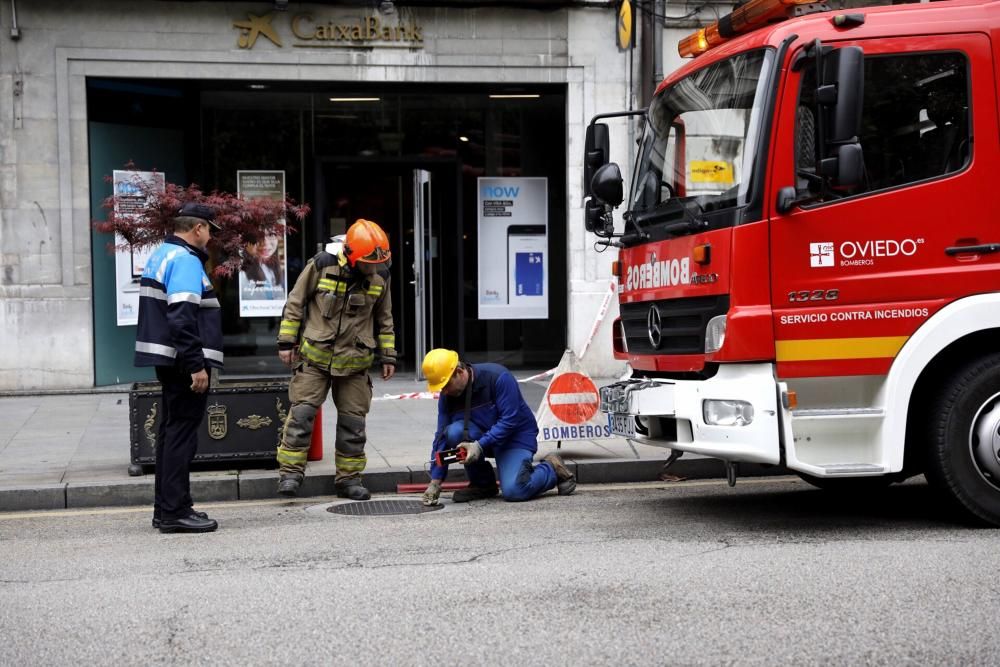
[279,320,301,336]
[331,354,374,369]
[300,341,373,370]
[276,447,308,466]
[300,340,333,366]
[201,298,220,308]
[167,291,202,305]
[136,341,177,358]
[318,278,346,293]
[378,334,395,349]
[139,285,166,300]
[203,348,224,363]
[367,285,383,296]
[335,454,367,473]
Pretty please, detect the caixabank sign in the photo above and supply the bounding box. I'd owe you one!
[233,11,424,49]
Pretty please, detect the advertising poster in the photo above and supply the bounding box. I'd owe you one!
[237,170,288,318]
[477,177,548,320]
[113,170,165,326]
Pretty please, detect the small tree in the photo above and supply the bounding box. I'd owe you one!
[93,165,310,278]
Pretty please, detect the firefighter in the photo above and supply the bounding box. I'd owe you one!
[420,349,576,505]
[275,219,396,500]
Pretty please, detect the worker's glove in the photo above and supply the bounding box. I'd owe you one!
[458,440,483,465]
[422,479,442,506]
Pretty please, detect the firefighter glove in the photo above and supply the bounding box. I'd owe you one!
[459,440,483,465]
[422,479,442,506]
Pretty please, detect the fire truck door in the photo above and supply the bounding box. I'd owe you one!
[769,34,999,379]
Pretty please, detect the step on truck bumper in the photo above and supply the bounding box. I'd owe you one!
[599,363,782,465]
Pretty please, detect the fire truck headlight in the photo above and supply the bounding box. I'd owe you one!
[703,399,754,426]
[705,314,727,353]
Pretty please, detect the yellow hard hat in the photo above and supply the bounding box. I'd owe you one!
[423,348,459,392]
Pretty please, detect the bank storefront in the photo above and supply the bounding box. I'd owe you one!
[0,0,631,390]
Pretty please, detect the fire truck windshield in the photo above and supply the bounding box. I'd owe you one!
[627,48,773,240]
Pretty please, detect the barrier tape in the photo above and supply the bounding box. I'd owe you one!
[374,278,618,399]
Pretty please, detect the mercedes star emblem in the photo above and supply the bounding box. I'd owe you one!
[647,304,662,349]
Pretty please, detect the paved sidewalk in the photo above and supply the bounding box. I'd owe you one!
[0,373,780,512]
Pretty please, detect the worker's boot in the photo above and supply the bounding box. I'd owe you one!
[335,480,371,501]
[543,454,577,496]
[277,476,302,498]
[452,484,499,503]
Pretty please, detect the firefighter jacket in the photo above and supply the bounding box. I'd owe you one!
[134,235,224,372]
[277,250,396,376]
[428,363,539,481]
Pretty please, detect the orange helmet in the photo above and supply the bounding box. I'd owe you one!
[343,219,391,266]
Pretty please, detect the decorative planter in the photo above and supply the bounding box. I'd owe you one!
[128,379,291,476]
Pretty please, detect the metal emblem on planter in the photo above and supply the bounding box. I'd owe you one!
[237,414,273,430]
[207,403,228,440]
[144,402,158,450]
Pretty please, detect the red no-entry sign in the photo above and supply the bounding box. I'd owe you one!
[546,372,600,424]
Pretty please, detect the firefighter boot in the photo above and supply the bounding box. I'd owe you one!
[277,475,302,497]
[543,453,577,496]
[335,480,371,501]
[452,485,499,503]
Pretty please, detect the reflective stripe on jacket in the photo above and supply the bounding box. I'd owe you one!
[134,236,224,371]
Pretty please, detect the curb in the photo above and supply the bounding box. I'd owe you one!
[0,458,790,513]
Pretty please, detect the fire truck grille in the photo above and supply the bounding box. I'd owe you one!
[620,295,730,355]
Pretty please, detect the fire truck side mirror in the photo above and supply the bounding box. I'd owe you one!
[584,122,610,197]
[584,198,604,233]
[834,143,864,189]
[591,162,624,207]
[823,45,864,145]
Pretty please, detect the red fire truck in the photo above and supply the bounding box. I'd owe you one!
[586,0,1000,524]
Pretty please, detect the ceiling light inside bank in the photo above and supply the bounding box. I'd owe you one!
[329,97,381,102]
[489,94,541,99]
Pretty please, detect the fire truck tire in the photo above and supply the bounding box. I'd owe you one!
[926,353,1000,527]
[794,473,894,493]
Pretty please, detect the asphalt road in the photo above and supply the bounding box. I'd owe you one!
[2,477,999,665]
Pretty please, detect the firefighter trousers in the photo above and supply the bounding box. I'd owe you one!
[276,361,373,483]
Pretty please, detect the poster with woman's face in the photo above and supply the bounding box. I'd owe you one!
[237,171,287,318]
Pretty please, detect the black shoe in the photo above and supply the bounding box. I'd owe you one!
[452,485,499,503]
[157,514,218,534]
[152,510,207,529]
[277,477,301,497]
[335,483,371,501]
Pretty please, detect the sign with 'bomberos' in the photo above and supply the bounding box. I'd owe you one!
[536,350,618,442]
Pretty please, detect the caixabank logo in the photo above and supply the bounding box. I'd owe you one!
[810,239,923,268]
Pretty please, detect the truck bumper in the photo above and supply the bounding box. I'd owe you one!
[599,364,782,465]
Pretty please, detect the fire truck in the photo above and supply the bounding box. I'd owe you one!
[586,0,1000,524]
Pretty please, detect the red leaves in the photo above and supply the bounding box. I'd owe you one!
[93,168,310,278]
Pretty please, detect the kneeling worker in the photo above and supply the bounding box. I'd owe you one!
[420,349,576,506]
[275,219,396,500]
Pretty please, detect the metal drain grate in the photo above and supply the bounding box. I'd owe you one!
[327,499,443,516]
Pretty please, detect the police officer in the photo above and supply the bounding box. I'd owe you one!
[135,202,223,533]
[275,219,396,499]
[420,349,576,506]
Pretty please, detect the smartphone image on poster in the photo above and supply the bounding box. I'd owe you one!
[507,224,548,319]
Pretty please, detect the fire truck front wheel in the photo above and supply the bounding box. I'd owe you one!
[926,352,1000,527]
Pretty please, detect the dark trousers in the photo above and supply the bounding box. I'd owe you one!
[154,366,208,520]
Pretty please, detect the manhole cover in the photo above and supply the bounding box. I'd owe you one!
[327,499,443,516]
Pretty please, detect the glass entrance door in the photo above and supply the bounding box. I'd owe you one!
[412,169,433,381]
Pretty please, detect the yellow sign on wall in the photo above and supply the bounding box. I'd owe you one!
[617,0,632,50]
[690,160,734,184]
